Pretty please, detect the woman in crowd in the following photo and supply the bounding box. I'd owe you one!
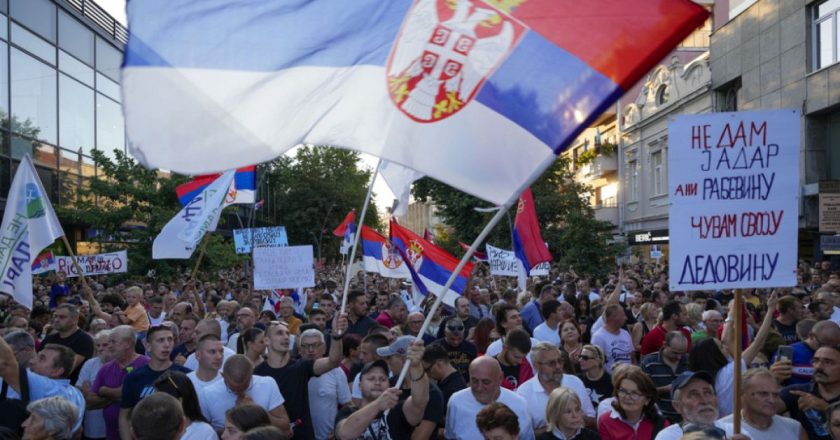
[827,401,840,440]
[76,329,112,440]
[559,319,583,373]
[578,345,612,409]
[21,396,78,440]
[539,387,599,440]
[684,303,704,334]
[239,327,266,366]
[597,367,666,440]
[575,296,592,334]
[688,291,778,417]
[631,302,658,354]
[152,371,216,440]
[476,402,520,440]
[470,317,496,355]
[222,403,273,440]
[341,333,361,377]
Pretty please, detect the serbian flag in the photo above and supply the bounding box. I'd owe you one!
[333,210,355,255]
[390,220,472,306]
[512,188,551,273]
[360,226,410,279]
[31,251,56,275]
[176,166,256,206]
[458,241,488,262]
[122,0,707,206]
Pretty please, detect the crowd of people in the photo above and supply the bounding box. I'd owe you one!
[2,260,840,440]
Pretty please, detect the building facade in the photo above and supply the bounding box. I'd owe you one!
[0,0,127,250]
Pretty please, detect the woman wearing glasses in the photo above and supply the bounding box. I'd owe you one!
[152,370,217,439]
[597,367,667,440]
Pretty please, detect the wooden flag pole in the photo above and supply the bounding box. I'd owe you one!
[60,236,91,293]
[732,289,743,435]
[339,158,382,314]
[190,234,212,281]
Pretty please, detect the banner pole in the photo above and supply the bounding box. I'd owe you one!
[190,234,212,281]
[60,236,91,293]
[339,158,382,314]
[733,289,743,434]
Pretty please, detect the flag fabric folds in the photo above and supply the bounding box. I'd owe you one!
[176,166,256,206]
[512,188,551,273]
[153,170,236,259]
[458,241,488,262]
[0,155,65,308]
[360,226,410,279]
[379,160,424,217]
[389,220,472,306]
[333,210,356,256]
[31,251,56,275]
[123,0,707,205]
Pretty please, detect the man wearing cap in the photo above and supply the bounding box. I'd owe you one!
[654,371,734,440]
[335,343,430,439]
[377,336,443,440]
[432,317,477,381]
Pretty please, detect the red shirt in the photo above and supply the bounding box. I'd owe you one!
[375,310,395,328]
[598,408,668,440]
[639,324,692,356]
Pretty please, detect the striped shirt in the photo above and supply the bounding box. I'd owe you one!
[640,351,687,423]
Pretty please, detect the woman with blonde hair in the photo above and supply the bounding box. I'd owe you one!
[632,302,659,353]
[578,345,612,409]
[539,387,599,439]
[684,303,704,334]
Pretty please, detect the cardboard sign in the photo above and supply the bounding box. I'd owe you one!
[234,227,288,253]
[253,245,314,289]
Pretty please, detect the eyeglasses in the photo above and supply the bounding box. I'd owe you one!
[300,342,323,351]
[578,355,595,361]
[446,326,464,332]
[617,388,644,400]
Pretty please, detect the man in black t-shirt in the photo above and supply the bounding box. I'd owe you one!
[41,303,94,385]
[254,312,347,439]
[774,296,803,344]
[432,318,477,381]
[422,344,466,409]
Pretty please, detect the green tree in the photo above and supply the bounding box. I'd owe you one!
[413,156,622,277]
[55,149,245,280]
[265,146,382,261]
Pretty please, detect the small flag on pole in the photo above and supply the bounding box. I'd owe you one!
[334,210,355,256]
[512,188,552,273]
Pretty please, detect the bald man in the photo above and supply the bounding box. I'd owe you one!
[444,356,534,440]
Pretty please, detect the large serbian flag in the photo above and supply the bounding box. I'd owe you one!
[122,0,707,205]
[360,226,411,279]
[175,166,256,206]
[390,220,473,306]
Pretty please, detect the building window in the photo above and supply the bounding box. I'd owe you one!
[656,85,670,106]
[651,150,664,196]
[814,0,840,70]
[628,160,639,202]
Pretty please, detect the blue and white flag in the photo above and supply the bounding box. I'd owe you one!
[0,155,65,308]
[153,170,236,259]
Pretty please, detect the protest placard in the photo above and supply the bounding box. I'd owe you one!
[233,226,288,253]
[487,244,548,277]
[668,109,799,290]
[56,251,128,277]
[253,245,314,289]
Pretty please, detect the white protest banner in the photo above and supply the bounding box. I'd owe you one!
[253,245,315,289]
[233,226,289,254]
[487,244,548,277]
[56,251,127,277]
[530,261,550,276]
[668,109,799,290]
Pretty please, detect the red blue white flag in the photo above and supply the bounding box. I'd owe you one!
[175,166,256,206]
[512,188,551,273]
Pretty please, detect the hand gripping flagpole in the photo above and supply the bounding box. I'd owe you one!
[340,158,382,314]
[392,152,559,390]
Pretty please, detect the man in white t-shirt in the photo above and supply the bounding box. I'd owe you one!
[200,355,291,436]
[591,304,635,373]
[445,356,534,440]
[654,371,735,440]
[517,343,595,435]
[184,318,236,371]
[532,300,563,346]
[187,334,224,403]
[300,329,352,439]
[718,368,806,439]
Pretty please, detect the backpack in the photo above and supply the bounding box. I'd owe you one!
[0,366,31,435]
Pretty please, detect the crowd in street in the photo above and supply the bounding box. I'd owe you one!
[2,260,840,440]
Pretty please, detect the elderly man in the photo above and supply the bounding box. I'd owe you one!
[780,345,840,440]
[653,371,735,440]
[405,311,436,344]
[300,329,352,439]
[445,356,534,440]
[91,326,148,440]
[4,329,36,366]
[719,368,806,439]
[641,331,688,423]
[516,342,595,435]
[691,310,724,344]
[201,355,291,435]
[226,306,257,350]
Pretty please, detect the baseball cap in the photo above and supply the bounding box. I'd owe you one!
[359,359,389,378]
[671,371,715,400]
[376,335,415,357]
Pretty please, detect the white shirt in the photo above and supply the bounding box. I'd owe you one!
[533,322,561,346]
[445,388,535,440]
[309,367,352,439]
[187,370,223,405]
[184,345,236,371]
[200,375,285,430]
[148,311,167,327]
[591,315,605,335]
[226,332,241,351]
[715,360,745,417]
[832,306,840,326]
[516,375,595,430]
[719,413,804,438]
[591,327,634,374]
[655,421,729,440]
[76,356,107,439]
[180,421,218,439]
[597,397,614,420]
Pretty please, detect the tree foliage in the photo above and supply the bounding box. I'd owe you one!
[412,156,622,277]
[55,149,245,280]
[264,146,382,261]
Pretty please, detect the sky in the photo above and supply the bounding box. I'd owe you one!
[98,0,396,214]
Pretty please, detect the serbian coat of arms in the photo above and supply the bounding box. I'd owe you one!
[386,0,526,122]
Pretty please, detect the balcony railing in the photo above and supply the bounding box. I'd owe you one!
[64,0,128,44]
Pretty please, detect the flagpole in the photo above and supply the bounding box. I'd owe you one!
[340,158,382,314]
[190,234,212,281]
[60,236,91,293]
[733,289,743,435]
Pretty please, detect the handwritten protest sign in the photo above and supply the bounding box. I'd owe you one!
[57,251,127,277]
[233,227,288,253]
[487,244,549,277]
[254,245,314,289]
[668,110,799,290]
